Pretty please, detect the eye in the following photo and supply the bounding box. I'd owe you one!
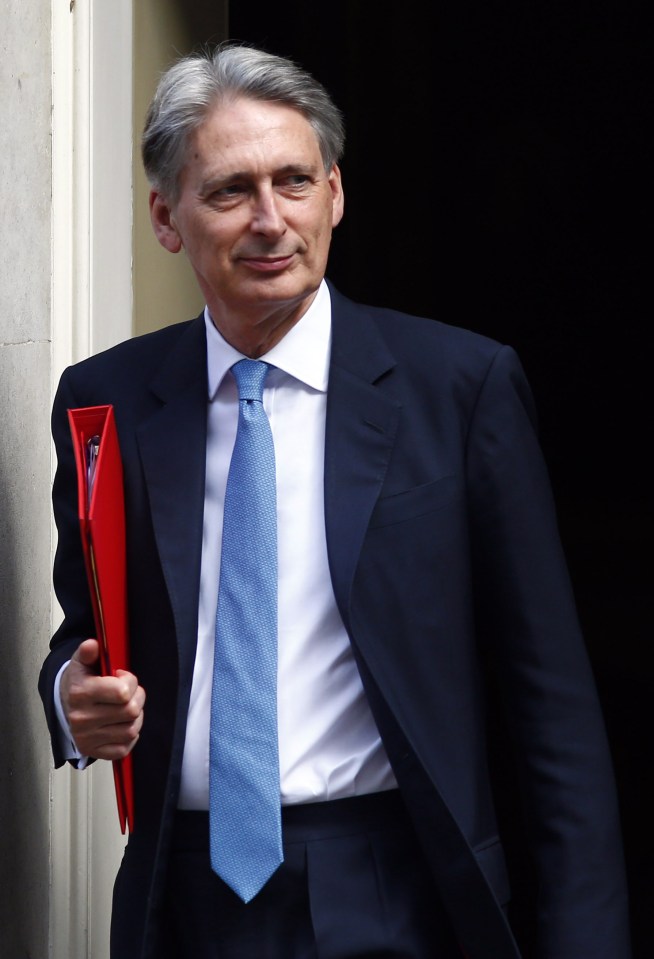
[276,174,314,194]
[217,182,246,198]
[204,182,248,208]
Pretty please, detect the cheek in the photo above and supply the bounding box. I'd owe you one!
[309,206,337,243]
[189,228,230,261]
[317,217,336,252]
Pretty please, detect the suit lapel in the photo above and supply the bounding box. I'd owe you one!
[133,293,400,667]
[136,316,208,684]
[324,286,400,627]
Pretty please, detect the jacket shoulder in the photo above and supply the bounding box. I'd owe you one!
[329,283,511,375]
[70,316,198,370]
[56,315,203,397]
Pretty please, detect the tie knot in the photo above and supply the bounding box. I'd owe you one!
[231,359,270,402]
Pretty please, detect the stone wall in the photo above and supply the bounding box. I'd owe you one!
[0,1,54,957]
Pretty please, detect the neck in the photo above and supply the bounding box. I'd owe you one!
[208,293,318,358]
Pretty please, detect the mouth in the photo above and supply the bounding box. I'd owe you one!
[239,254,295,273]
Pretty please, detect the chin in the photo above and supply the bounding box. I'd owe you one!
[245,273,318,307]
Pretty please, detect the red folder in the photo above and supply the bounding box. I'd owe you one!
[67,404,135,834]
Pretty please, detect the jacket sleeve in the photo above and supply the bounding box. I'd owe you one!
[38,368,97,768]
[466,344,632,958]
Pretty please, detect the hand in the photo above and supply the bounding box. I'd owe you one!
[60,638,146,761]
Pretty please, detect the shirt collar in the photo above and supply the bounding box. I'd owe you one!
[205,280,332,399]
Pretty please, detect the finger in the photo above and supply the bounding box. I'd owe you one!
[67,681,146,749]
[69,696,145,755]
[67,681,145,733]
[74,715,144,761]
[90,739,139,762]
[67,672,138,708]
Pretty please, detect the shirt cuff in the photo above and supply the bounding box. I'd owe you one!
[54,661,89,770]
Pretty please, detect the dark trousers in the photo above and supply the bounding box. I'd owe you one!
[163,790,462,958]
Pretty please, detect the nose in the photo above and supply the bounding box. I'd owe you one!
[250,187,286,237]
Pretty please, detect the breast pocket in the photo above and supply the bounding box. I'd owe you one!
[368,474,460,529]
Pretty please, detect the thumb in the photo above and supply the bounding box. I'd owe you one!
[72,638,102,670]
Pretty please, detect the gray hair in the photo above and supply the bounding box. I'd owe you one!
[142,41,345,201]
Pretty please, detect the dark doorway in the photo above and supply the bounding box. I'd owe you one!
[229,4,649,955]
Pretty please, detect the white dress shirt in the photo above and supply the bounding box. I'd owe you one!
[57,280,396,806]
[180,280,396,808]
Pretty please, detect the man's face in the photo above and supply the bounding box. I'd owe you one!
[150,96,344,352]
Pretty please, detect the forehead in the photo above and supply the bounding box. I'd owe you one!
[186,97,322,172]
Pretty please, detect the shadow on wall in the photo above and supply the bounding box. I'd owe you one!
[0,376,53,958]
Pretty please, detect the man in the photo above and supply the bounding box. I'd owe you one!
[39,42,631,958]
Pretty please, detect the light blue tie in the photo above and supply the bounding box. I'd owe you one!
[209,359,283,902]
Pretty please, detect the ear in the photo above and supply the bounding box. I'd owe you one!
[329,164,345,228]
[149,190,183,253]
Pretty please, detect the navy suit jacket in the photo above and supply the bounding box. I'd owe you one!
[40,283,631,958]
